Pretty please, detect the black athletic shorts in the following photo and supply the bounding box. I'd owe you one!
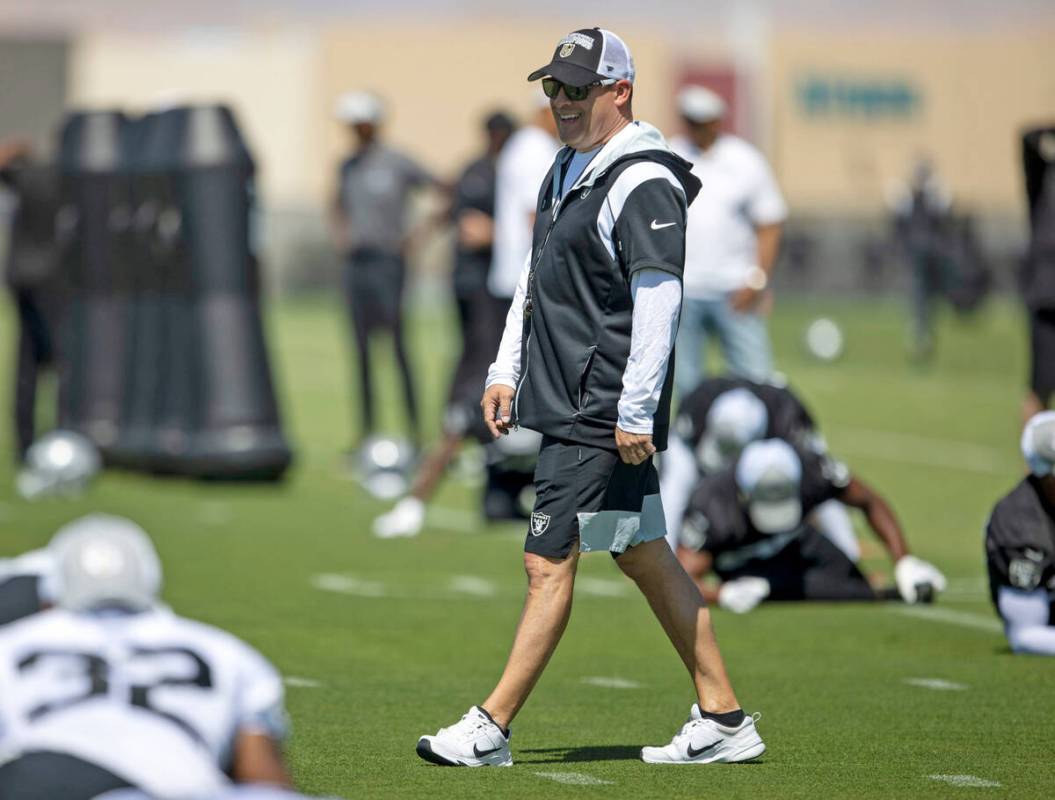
[344,249,406,333]
[718,526,876,602]
[527,435,665,559]
[1030,309,1055,403]
[0,751,135,800]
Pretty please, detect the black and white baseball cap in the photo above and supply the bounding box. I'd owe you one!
[527,28,635,87]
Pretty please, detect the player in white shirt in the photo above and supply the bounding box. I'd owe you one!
[669,86,787,393]
[0,515,291,800]
[487,95,559,301]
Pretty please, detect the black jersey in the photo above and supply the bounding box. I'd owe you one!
[985,477,1055,612]
[451,155,497,299]
[681,444,851,578]
[673,377,817,456]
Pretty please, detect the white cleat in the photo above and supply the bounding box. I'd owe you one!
[373,497,425,539]
[641,704,765,764]
[416,706,513,767]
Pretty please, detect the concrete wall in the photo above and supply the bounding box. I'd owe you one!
[40,18,1055,294]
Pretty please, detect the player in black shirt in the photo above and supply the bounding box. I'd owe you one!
[0,140,64,463]
[662,376,858,560]
[985,411,1055,654]
[373,112,524,538]
[678,438,946,613]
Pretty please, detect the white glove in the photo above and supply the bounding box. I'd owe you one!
[895,555,947,604]
[718,577,771,614]
[372,497,425,539]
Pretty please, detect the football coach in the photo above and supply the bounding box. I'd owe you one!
[417,28,765,767]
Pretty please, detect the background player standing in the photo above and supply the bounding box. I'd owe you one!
[331,91,443,451]
[669,86,786,391]
[0,139,64,463]
[373,111,516,538]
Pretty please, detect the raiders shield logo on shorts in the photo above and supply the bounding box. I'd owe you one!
[530,512,551,536]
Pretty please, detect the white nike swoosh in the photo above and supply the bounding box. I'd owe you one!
[650,220,676,230]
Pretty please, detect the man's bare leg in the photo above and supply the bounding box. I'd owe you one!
[617,538,739,713]
[409,431,463,500]
[481,545,580,728]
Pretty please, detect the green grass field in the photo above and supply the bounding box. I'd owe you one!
[1,294,1052,799]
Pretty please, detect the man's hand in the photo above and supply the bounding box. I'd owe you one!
[730,285,764,312]
[894,555,947,604]
[457,209,494,250]
[718,577,771,614]
[481,384,516,438]
[615,426,656,465]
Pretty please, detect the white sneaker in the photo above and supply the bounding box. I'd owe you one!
[416,706,512,767]
[373,497,425,539]
[641,704,765,764]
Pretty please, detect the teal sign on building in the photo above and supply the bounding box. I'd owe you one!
[797,75,921,119]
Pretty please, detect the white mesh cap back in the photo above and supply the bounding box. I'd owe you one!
[596,29,636,83]
[49,514,162,612]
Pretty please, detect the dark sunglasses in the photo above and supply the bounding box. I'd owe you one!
[541,77,616,102]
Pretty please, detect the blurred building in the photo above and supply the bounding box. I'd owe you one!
[0,0,1053,294]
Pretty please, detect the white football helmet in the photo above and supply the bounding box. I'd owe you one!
[16,430,101,500]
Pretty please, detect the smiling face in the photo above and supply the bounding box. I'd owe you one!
[550,79,633,152]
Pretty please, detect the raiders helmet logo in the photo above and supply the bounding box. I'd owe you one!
[559,43,575,58]
[530,512,551,536]
[1009,557,1041,590]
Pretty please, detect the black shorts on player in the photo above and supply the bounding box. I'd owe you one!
[0,751,135,800]
[716,525,876,602]
[1029,309,1055,405]
[527,436,664,559]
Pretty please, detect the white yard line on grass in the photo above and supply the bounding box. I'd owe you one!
[581,676,643,689]
[938,578,988,603]
[449,575,497,597]
[284,676,322,689]
[534,772,615,786]
[894,606,1002,633]
[833,427,1009,475]
[427,506,480,533]
[928,774,1002,788]
[311,573,388,598]
[904,678,968,692]
[577,577,631,598]
[198,502,233,526]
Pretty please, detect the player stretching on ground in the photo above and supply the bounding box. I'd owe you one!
[985,411,1055,655]
[678,438,946,613]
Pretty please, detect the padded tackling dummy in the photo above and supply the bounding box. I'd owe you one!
[110,111,177,470]
[166,105,291,479]
[56,110,135,456]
